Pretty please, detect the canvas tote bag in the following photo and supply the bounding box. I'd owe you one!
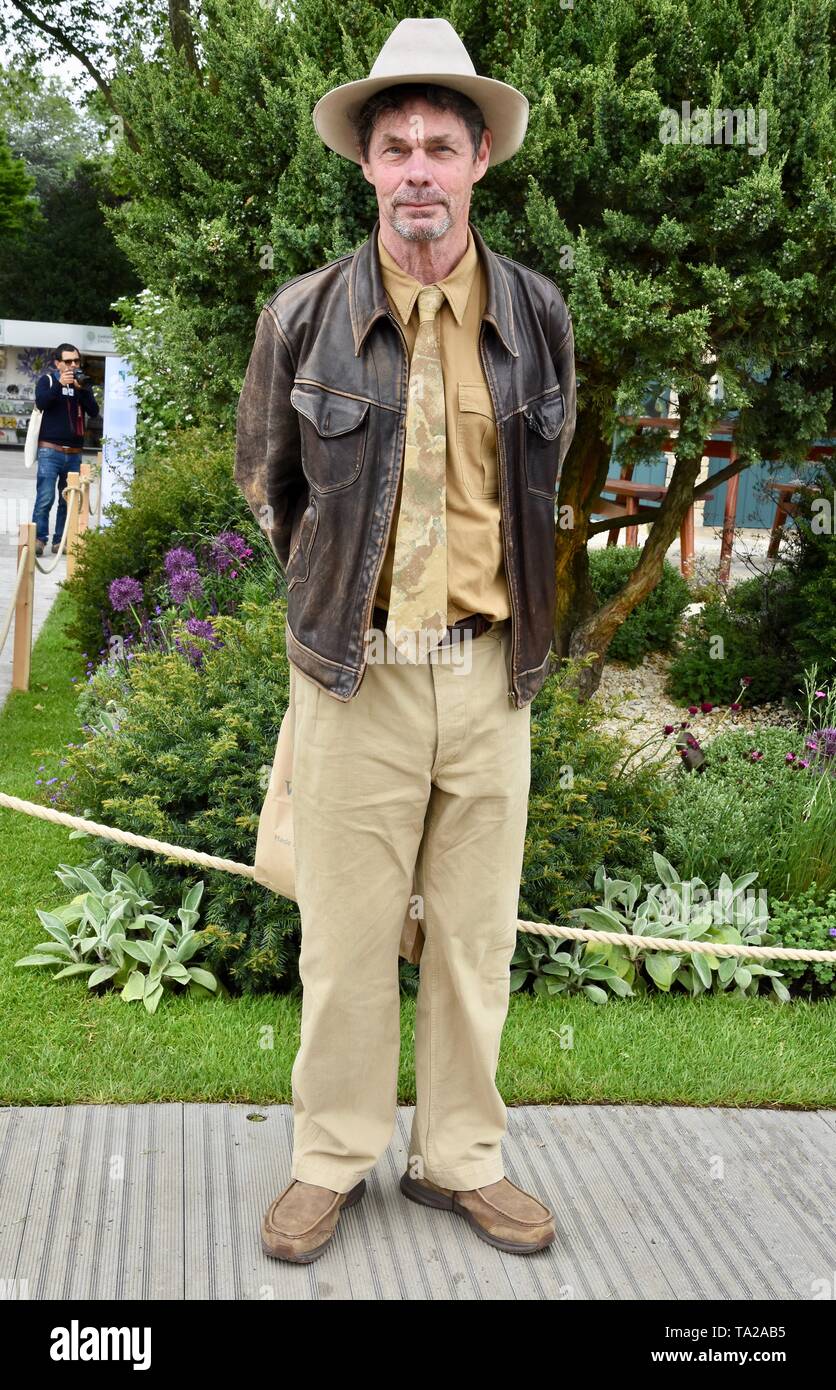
[24,405,44,469]
[253,664,426,965]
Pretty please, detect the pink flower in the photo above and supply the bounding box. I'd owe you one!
[688,704,699,715]
[700,701,714,713]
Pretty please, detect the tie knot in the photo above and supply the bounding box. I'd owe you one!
[417,285,445,323]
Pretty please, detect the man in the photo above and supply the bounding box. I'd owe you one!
[235,17,576,1263]
[32,343,99,556]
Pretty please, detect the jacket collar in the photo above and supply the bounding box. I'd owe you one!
[348,216,519,359]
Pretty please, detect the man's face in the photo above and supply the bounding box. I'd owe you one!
[360,96,491,242]
[57,351,80,371]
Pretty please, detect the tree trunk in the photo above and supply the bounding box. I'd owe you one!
[556,398,707,701]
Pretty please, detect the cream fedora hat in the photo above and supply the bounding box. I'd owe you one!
[311,17,529,167]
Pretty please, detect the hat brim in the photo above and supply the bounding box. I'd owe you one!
[312,74,529,167]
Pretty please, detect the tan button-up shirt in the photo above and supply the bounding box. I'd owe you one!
[374,224,511,625]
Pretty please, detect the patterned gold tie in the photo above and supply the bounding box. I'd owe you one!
[385,284,448,662]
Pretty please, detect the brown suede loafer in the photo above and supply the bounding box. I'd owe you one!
[400,1171,555,1254]
[261,1177,366,1262]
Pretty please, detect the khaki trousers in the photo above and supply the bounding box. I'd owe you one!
[288,618,531,1192]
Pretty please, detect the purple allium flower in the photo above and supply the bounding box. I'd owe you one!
[685,734,701,750]
[168,567,204,604]
[729,702,742,711]
[785,752,796,763]
[700,701,714,713]
[741,675,752,686]
[210,531,253,574]
[164,546,198,575]
[109,576,144,612]
[829,928,836,938]
[748,749,764,762]
[185,617,216,640]
[663,724,675,735]
[681,721,690,730]
[688,704,699,715]
[798,758,809,769]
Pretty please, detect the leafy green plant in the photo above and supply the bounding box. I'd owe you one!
[515,856,790,1002]
[666,571,802,706]
[15,860,220,1014]
[589,547,691,665]
[49,595,298,994]
[660,725,836,898]
[510,930,636,1004]
[520,656,672,927]
[766,888,836,998]
[61,423,272,661]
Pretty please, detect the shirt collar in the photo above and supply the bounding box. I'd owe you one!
[377,223,479,328]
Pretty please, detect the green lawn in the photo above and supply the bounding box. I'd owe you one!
[1,589,833,1109]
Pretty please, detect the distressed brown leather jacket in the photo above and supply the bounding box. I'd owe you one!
[234,216,576,707]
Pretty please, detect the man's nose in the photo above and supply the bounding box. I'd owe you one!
[400,146,436,181]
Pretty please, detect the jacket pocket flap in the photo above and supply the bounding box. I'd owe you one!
[524,390,565,440]
[291,384,370,437]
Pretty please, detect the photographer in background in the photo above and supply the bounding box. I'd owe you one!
[32,343,100,556]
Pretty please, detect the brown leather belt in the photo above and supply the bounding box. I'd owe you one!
[40,441,84,454]
[372,604,493,642]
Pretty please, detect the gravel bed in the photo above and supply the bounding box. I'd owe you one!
[591,649,802,756]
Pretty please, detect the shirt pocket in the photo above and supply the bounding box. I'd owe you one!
[455,382,499,499]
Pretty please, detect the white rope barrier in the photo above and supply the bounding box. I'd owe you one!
[2,792,835,963]
[33,479,83,575]
[0,547,30,656]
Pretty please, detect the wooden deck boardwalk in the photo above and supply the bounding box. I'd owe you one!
[1,1102,833,1300]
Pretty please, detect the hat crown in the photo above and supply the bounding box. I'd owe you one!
[369,18,477,80]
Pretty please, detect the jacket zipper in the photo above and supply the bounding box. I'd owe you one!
[355,308,410,692]
[479,322,518,705]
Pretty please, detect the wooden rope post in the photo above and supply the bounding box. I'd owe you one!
[65,470,80,582]
[79,462,92,534]
[13,522,36,692]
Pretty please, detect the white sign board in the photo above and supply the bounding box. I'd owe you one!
[100,356,137,522]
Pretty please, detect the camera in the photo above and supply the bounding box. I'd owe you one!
[51,364,87,385]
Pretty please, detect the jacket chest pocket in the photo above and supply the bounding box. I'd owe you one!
[522,388,565,499]
[285,497,318,589]
[290,383,370,493]
[456,382,498,499]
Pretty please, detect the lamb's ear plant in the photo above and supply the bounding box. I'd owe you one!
[566,855,791,1003]
[16,859,219,1014]
[514,855,791,1003]
[510,931,637,1003]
